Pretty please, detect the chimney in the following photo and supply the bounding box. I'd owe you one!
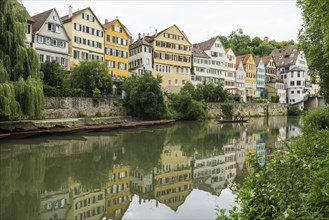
[105,19,108,24]
[68,6,72,18]
[155,29,157,36]
[142,33,145,38]
[138,33,141,39]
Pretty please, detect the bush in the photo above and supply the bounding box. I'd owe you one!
[217,107,329,219]
[287,105,301,116]
[123,74,167,120]
[92,88,102,102]
[303,106,329,130]
[170,93,207,120]
[221,103,233,118]
[270,95,280,103]
[94,112,102,117]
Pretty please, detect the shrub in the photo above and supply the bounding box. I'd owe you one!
[287,105,301,116]
[94,112,102,117]
[303,106,329,130]
[221,103,233,118]
[92,88,102,102]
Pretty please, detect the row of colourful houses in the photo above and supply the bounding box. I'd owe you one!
[25,6,318,105]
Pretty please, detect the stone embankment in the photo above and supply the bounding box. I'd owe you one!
[207,103,288,118]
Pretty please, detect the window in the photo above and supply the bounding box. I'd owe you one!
[291,91,294,94]
[175,79,178,85]
[73,50,80,59]
[59,41,65,48]
[146,58,150,65]
[117,62,125,69]
[39,54,44,62]
[37,35,43,43]
[168,80,171,85]
[106,34,110,42]
[60,57,65,66]
[290,81,295,86]
[46,55,51,62]
[113,25,122,32]
[182,80,186,85]
[45,37,51,45]
[297,90,301,94]
[291,72,294,78]
[297,81,301,86]
[106,60,115,68]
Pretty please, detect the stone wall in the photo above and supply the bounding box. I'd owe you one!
[43,97,126,119]
[207,103,288,118]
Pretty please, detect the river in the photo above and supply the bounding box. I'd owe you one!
[0,116,301,220]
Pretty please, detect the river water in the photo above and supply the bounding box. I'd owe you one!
[0,117,301,220]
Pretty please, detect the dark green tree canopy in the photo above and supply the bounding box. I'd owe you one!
[297,0,329,102]
[0,0,44,120]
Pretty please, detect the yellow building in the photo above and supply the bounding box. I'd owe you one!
[61,7,104,70]
[66,177,105,220]
[237,54,257,100]
[153,145,192,211]
[145,25,192,92]
[103,19,130,79]
[105,165,131,220]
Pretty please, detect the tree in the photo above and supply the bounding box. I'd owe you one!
[217,107,329,219]
[41,61,70,96]
[297,0,329,102]
[0,0,44,120]
[71,60,112,97]
[122,73,167,119]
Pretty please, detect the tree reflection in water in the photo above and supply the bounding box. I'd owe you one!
[0,116,301,220]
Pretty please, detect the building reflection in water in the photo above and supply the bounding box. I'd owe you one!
[26,117,301,219]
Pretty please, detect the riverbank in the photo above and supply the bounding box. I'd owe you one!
[0,117,175,140]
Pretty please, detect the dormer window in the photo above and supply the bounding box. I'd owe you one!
[53,16,57,21]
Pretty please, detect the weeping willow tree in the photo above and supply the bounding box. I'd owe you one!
[0,0,44,120]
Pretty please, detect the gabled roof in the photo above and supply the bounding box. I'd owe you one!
[262,55,277,68]
[152,24,192,46]
[129,37,152,50]
[61,7,103,29]
[31,8,53,33]
[27,12,34,23]
[193,37,217,51]
[225,48,232,54]
[270,45,299,68]
[289,66,305,72]
[236,57,244,70]
[254,57,264,66]
[192,47,210,58]
[103,19,130,37]
[236,54,253,65]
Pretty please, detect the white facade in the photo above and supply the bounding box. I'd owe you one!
[128,38,153,76]
[192,37,227,84]
[32,9,69,68]
[287,67,310,107]
[235,60,246,102]
[276,82,286,103]
[224,48,236,89]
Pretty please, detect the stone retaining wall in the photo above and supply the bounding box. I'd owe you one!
[207,103,288,118]
[43,97,126,119]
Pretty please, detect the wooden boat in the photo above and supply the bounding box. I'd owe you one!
[217,119,248,124]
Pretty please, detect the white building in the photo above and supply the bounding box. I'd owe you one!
[287,67,312,108]
[224,48,236,90]
[235,59,246,102]
[128,34,153,76]
[31,8,70,68]
[191,36,227,85]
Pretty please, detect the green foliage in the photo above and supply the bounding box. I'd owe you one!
[92,88,102,102]
[297,0,329,103]
[94,111,102,117]
[218,108,329,219]
[303,106,329,130]
[71,60,112,97]
[41,61,70,97]
[0,0,44,120]
[169,93,207,120]
[193,81,231,102]
[221,103,233,118]
[257,98,269,103]
[287,105,301,116]
[270,95,280,103]
[123,74,167,119]
[219,29,295,57]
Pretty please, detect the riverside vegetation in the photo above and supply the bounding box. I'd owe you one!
[217,106,329,219]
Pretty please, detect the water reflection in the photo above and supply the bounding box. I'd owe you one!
[0,116,301,220]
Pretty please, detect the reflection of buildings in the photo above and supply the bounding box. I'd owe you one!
[67,177,105,220]
[37,183,70,220]
[224,145,237,183]
[192,151,226,196]
[153,145,192,211]
[105,165,131,220]
[130,168,153,202]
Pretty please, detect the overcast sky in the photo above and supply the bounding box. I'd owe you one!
[22,0,303,44]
